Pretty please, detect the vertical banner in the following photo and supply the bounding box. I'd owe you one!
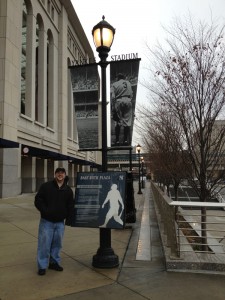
[70,64,99,149]
[71,172,127,229]
[110,59,140,147]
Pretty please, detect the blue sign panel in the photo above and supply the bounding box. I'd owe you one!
[72,172,126,229]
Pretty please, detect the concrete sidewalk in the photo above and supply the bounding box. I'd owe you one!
[1,181,225,300]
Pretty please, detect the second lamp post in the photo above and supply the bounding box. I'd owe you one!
[136,144,142,194]
[141,157,145,188]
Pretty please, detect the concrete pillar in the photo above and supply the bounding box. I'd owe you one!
[0,148,20,197]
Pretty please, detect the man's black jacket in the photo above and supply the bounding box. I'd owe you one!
[35,179,74,223]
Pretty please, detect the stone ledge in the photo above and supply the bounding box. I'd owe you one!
[166,260,225,273]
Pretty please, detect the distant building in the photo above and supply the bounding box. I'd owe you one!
[207,120,225,180]
[0,0,99,197]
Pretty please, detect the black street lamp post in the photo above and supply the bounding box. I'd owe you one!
[92,16,119,268]
[141,157,144,188]
[136,144,142,194]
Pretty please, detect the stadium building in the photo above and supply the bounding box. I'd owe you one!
[0,0,100,197]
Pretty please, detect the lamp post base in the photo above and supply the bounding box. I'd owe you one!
[92,249,119,268]
[92,228,119,268]
[138,183,142,194]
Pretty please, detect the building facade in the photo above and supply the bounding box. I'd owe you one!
[0,0,99,197]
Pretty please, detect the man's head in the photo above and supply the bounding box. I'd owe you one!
[55,167,66,174]
[55,167,66,184]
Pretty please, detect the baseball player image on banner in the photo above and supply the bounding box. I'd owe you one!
[70,64,99,150]
[110,59,140,147]
[71,172,126,229]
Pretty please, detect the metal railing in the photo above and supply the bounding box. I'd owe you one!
[176,209,225,256]
[151,182,225,258]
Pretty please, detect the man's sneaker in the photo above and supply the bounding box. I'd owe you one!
[49,263,63,271]
[38,269,46,276]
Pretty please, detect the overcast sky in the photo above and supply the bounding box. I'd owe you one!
[72,1,224,58]
[71,0,225,143]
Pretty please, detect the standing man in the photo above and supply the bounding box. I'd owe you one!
[35,167,74,276]
[111,73,133,145]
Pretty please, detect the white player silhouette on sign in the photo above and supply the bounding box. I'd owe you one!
[99,184,124,228]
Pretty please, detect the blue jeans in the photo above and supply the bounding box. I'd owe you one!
[37,218,65,269]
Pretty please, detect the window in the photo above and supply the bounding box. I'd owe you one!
[47,0,51,13]
[35,20,39,121]
[20,1,27,114]
[35,14,45,124]
[51,6,54,20]
[47,30,54,128]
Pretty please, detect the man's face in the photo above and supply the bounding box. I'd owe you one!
[55,171,66,183]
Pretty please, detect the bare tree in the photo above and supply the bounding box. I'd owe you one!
[137,104,188,202]
[142,15,225,250]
